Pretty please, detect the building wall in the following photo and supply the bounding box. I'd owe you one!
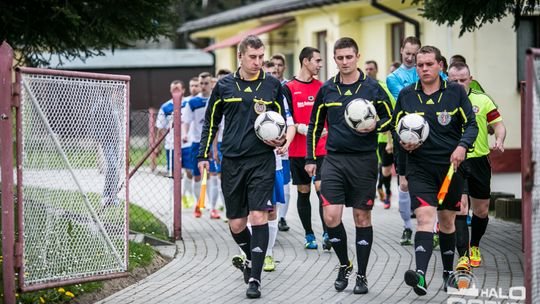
[192,2,522,159]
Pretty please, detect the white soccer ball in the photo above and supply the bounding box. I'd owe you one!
[344,98,377,132]
[254,111,286,141]
[397,113,430,145]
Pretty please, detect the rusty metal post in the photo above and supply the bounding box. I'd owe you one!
[0,41,16,304]
[148,107,158,171]
[172,90,183,240]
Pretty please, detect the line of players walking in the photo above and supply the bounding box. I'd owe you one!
[157,34,506,299]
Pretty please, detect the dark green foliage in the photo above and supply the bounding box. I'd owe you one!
[0,0,181,66]
[408,0,539,36]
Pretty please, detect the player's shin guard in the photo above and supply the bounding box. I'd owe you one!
[193,180,201,204]
[250,224,269,281]
[414,231,434,275]
[455,215,469,257]
[278,185,290,220]
[439,232,456,272]
[382,174,392,195]
[208,175,219,209]
[231,227,252,261]
[267,219,278,256]
[316,191,328,233]
[297,192,313,235]
[182,173,193,196]
[327,222,349,266]
[283,183,290,214]
[470,214,489,247]
[356,226,373,276]
[398,189,413,229]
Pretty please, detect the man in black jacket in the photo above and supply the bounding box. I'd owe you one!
[198,35,286,299]
[394,46,478,296]
[306,37,393,295]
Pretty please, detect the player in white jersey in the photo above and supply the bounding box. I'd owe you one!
[156,80,195,208]
[183,72,220,219]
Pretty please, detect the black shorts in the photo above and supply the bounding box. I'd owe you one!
[377,142,394,167]
[393,137,407,176]
[221,152,275,219]
[320,152,378,210]
[462,156,491,199]
[290,156,324,185]
[406,161,465,211]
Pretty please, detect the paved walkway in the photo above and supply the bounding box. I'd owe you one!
[99,178,524,304]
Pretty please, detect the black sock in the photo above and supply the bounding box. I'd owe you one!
[382,174,392,195]
[470,214,489,247]
[377,166,383,189]
[316,191,328,233]
[250,223,269,282]
[231,227,252,261]
[455,215,469,257]
[414,231,434,275]
[327,222,349,265]
[356,226,373,276]
[297,191,313,235]
[439,231,456,272]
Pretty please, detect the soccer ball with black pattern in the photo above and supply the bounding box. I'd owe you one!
[254,111,286,141]
[344,98,377,132]
[397,113,429,145]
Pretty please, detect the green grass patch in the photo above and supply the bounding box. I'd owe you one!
[129,204,169,241]
[12,241,155,304]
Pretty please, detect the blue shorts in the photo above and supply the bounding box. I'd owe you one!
[166,149,192,172]
[191,142,218,176]
[272,169,285,205]
[281,159,291,184]
[181,147,192,170]
[211,142,223,173]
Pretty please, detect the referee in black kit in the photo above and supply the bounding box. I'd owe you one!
[393,46,478,296]
[306,37,393,295]
[198,35,285,299]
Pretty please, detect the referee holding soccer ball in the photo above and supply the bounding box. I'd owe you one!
[306,37,393,295]
[198,35,285,299]
[393,46,478,296]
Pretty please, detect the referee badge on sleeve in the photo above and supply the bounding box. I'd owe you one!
[254,100,266,114]
[437,111,451,126]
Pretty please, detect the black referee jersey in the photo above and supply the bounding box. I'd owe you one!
[198,68,285,160]
[393,78,478,165]
[306,69,393,163]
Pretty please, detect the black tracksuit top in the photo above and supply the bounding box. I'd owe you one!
[392,78,478,165]
[198,69,285,160]
[306,70,393,163]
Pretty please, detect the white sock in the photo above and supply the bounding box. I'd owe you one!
[267,219,278,256]
[398,188,413,230]
[278,184,290,219]
[182,174,193,197]
[193,180,201,206]
[217,177,225,209]
[208,175,219,209]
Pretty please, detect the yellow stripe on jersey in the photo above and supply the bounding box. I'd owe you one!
[203,99,222,158]
[325,102,342,107]
[224,97,242,102]
[458,107,468,123]
[311,103,326,160]
[376,100,393,131]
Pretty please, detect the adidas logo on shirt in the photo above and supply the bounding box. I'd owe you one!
[252,247,263,253]
[357,240,370,246]
[415,245,427,252]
